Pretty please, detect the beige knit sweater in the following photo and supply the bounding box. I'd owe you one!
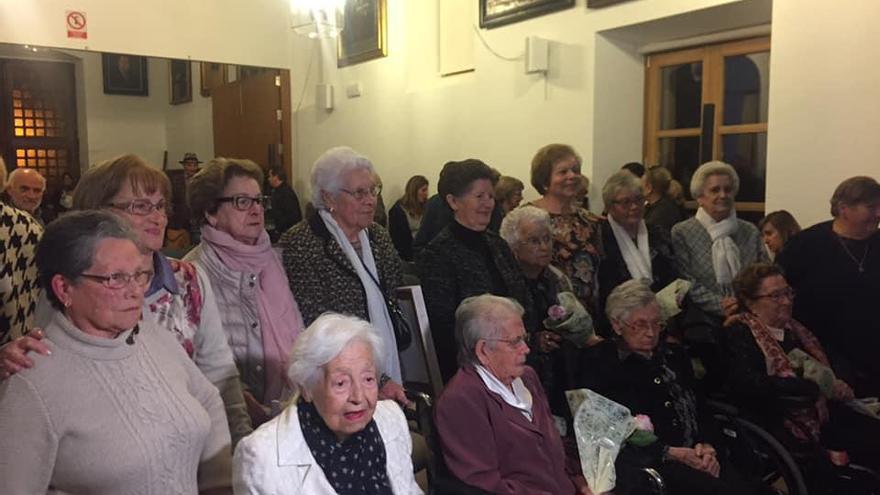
[0,310,232,494]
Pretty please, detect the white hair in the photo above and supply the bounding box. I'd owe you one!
[690,161,739,199]
[499,205,550,247]
[310,146,376,209]
[455,294,524,367]
[7,167,47,187]
[602,170,643,206]
[287,312,385,398]
[605,279,658,324]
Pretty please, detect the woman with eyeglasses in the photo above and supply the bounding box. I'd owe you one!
[185,158,306,427]
[579,280,757,495]
[417,159,534,383]
[280,147,410,405]
[0,211,232,494]
[727,263,880,476]
[0,154,252,445]
[597,171,679,336]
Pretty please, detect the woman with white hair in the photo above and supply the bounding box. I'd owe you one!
[280,147,408,404]
[670,161,765,319]
[233,313,422,494]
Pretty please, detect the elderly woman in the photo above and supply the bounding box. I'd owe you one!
[580,280,756,495]
[528,144,603,315]
[758,210,800,261]
[185,158,305,424]
[233,313,422,493]
[434,294,592,494]
[598,170,678,334]
[0,154,252,444]
[670,161,766,320]
[727,263,880,472]
[500,205,596,418]
[280,147,407,403]
[417,159,532,382]
[388,174,429,261]
[0,211,231,493]
[495,175,525,217]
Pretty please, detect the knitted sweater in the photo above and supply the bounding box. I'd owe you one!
[0,310,232,494]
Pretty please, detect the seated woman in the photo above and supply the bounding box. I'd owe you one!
[580,280,757,495]
[185,158,305,425]
[728,263,880,473]
[417,159,532,382]
[233,313,422,494]
[597,170,678,334]
[388,174,428,262]
[499,205,597,419]
[0,211,231,494]
[434,294,593,494]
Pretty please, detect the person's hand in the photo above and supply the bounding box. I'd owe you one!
[832,379,855,402]
[720,297,739,317]
[668,446,719,478]
[694,443,720,477]
[379,379,411,407]
[536,331,561,353]
[0,329,51,379]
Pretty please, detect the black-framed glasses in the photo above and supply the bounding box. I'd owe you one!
[754,287,795,302]
[623,319,666,333]
[339,186,382,201]
[217,195,267,211]
[79,270,154,290]
[107,199,169,216]
[611,195,646,209]
[484,333,529,348]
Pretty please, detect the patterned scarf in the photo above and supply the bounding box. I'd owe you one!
[740,313,830,442]
[298,401,393,495]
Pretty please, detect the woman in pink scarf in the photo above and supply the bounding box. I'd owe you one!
[186,158,305,426]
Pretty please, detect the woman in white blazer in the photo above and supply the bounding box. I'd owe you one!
[233,313,422,494]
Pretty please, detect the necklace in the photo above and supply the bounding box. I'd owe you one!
[835,234,869,273]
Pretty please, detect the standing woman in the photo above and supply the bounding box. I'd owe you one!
[388,175,428,261]
[528,144,603,314]
[758,210,801,261]
[185,157,306,425]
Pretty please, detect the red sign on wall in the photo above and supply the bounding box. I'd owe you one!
[66,11,87,40]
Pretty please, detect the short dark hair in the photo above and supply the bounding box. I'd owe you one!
[622,162,646,178]
[829,176,880,217]
[437,159,494,200]
[268,166,287,183]
[530,144,581,195]
[36,210,139,310]
[733,262,786,310]
[188,157,264,225]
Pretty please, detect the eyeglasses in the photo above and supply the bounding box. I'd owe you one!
[522,234,552,248]
[217,195,267,211]
[623,319,666,333]
[754,287,795,302]
[79,270,154,290]
[484,334,529,348]
[108,199,169,216]
[339,186,382,201]
[611,195,645,209]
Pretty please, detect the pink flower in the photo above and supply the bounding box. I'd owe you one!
[548,304,567,321]
[634,414,654,432]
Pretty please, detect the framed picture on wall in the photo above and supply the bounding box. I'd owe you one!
[337,0,388,68]
[169,59,192,105]
[102,53,148,96]
[199,62,228,97]
[479,0,575,29]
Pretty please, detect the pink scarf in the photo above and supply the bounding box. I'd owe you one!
[200,225,303,402]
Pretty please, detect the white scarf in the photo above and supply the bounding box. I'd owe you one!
[608,216,652,281]
[695,207,741,286]
[319,210,401,382]
[475,364,534,421]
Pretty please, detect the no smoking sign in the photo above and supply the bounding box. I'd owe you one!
[66,11,87,40]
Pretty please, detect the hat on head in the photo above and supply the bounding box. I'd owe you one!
[179,152,202,164]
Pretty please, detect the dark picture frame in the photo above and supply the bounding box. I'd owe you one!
[587,0,633,7]
[169,59,192,105]
[337,0,388,68]
[480,0,575,29]
[199,62,228,97]
[102,53,148,96]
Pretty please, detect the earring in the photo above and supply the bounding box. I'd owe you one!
[64,300,71,308]
[329,207,335,213]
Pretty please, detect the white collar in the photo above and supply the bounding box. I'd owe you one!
[475,365,533,421]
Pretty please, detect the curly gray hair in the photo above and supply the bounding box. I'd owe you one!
[605,279,658,325]
[499,205,550,247]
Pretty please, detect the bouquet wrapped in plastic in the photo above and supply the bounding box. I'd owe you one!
[566,389,658,493]
[543,291,594,347]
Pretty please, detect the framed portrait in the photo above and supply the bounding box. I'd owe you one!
[587,0,633,7]
[169,59,192,105]
[479,0,575,29]
[199,62,228,97]
[102,53,148,96]
[337,0,388,68]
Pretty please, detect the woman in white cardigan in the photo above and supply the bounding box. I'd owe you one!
[233,313,422,494]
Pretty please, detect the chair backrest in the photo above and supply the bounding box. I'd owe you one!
[395,285,444,397]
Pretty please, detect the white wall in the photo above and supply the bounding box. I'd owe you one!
[765,0,880,227]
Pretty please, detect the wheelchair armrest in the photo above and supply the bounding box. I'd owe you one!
[775,394,815,409]
[405,389,433,409]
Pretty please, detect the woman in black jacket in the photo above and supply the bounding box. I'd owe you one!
[388,175,428,261]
